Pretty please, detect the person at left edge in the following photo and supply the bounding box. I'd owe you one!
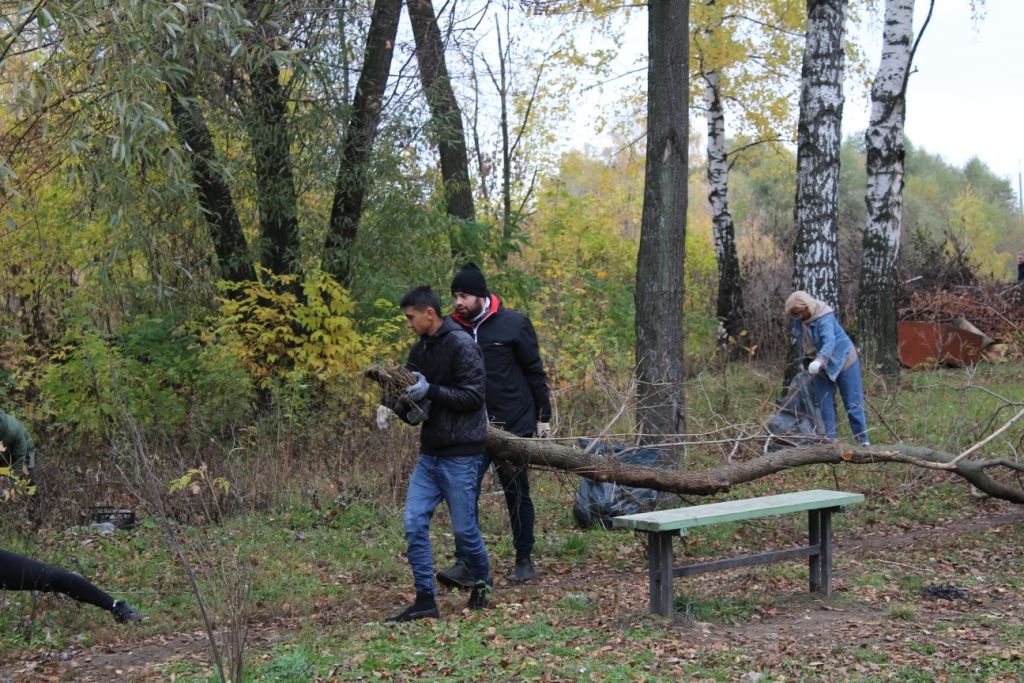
[1,406,36,493]
[0,549,143,623]
[383,285,493,622]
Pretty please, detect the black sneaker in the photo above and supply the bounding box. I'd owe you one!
[111,601,143,623]
[508,558,537,583]
[467,580,493,610]
[437,561,474,588]
[385,592,440,622]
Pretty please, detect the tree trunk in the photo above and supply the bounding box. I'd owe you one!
[407,0,475,223]
[168,83,257,284]
[247,55,302,284]
[858,0,922,375]
[792,0,847,308]
[705,68,744,339]
[323,0,403,285]
[635,0,688,451]
[483,426,1024,505]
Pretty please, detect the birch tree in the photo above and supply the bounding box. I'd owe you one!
[792,0,848,307]
[635,0,688,451]
[703,67,745,340]
[858,0,934,375]
[691,0,805,341]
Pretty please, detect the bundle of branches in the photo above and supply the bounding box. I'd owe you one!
[899,283,1024,342]
[361,363,417,396]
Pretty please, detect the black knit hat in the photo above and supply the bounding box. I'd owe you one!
[450,263,489,298]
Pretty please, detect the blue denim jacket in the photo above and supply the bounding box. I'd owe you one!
[792,312,855,382]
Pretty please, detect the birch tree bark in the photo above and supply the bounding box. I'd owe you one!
[407,0,475,223]
[323,0,403,285]
[635,0,688,452]
[792,0,848,308]
[704,68,744,339]
[858,0,931,375]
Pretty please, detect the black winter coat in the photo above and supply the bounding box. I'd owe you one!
[403,317,488,456]
[451,296,552,437]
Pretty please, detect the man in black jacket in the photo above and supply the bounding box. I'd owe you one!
[384,285,493,622]
[437,263,552,586]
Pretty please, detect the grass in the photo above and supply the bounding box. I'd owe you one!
[2,363,1024,682]
[885,603,919,620]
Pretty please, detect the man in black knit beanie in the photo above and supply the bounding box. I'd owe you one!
[439,263,553,586]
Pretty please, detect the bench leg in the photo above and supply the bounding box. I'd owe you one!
[808,509,821,593]
[648,531,674,617]
[820,508,833,596]
[809,508,834,596]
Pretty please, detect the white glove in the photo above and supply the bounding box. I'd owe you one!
[536,422,552,439]
[376,404,391,430]
[807,360,823,376]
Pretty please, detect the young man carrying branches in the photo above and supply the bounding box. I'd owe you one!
[382,285,493,622]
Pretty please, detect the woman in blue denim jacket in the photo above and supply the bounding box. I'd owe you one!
[785,291,870,445]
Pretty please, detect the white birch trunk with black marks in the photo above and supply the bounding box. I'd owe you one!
[705,68,744,339]
[635,0,688,454]
[858,0,916,375]
[792,0,847,308]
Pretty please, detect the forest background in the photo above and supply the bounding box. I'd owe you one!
[0,0,1022,487]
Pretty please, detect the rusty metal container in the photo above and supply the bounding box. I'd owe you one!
[897,321,986,369]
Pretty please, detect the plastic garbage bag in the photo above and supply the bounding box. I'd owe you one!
[765,370,827,452]
[572,439,662,529]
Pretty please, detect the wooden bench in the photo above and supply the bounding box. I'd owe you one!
[612,489,864,616]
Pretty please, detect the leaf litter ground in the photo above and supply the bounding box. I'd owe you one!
[1,477,1022,682]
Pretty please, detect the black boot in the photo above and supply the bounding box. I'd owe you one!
[508,558,537,583]
[386,592,440,622]
[111,601,143,623]
[437,560,475,588]
[467,580,493,611]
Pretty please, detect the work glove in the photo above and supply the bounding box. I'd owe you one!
[536,422,552,439]
[407,399,432,425]
[376,404,391,430]
[807,359,823,376]
[403,371,430,402]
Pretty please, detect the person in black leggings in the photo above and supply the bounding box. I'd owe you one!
[0,548,142,623]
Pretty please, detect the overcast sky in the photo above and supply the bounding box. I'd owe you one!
[846,0,1024,188]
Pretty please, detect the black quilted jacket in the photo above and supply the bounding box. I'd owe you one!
[405,317,488,456]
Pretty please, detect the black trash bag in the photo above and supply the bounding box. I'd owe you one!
[765,370,827,452]
[572,439,662,529]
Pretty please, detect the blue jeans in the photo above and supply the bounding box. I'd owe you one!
[403,454,491,595]
[454,454,536,565]
[813,359,869,444]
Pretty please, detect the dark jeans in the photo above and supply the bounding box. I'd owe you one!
[404,454,490,594]
[0,549,116,612]
[455,453,536,564]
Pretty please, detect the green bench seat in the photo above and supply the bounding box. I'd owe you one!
[613,489,865,616]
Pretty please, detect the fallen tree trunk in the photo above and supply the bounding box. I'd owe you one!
[486,427,1024,504]
[362,364,1024,505]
